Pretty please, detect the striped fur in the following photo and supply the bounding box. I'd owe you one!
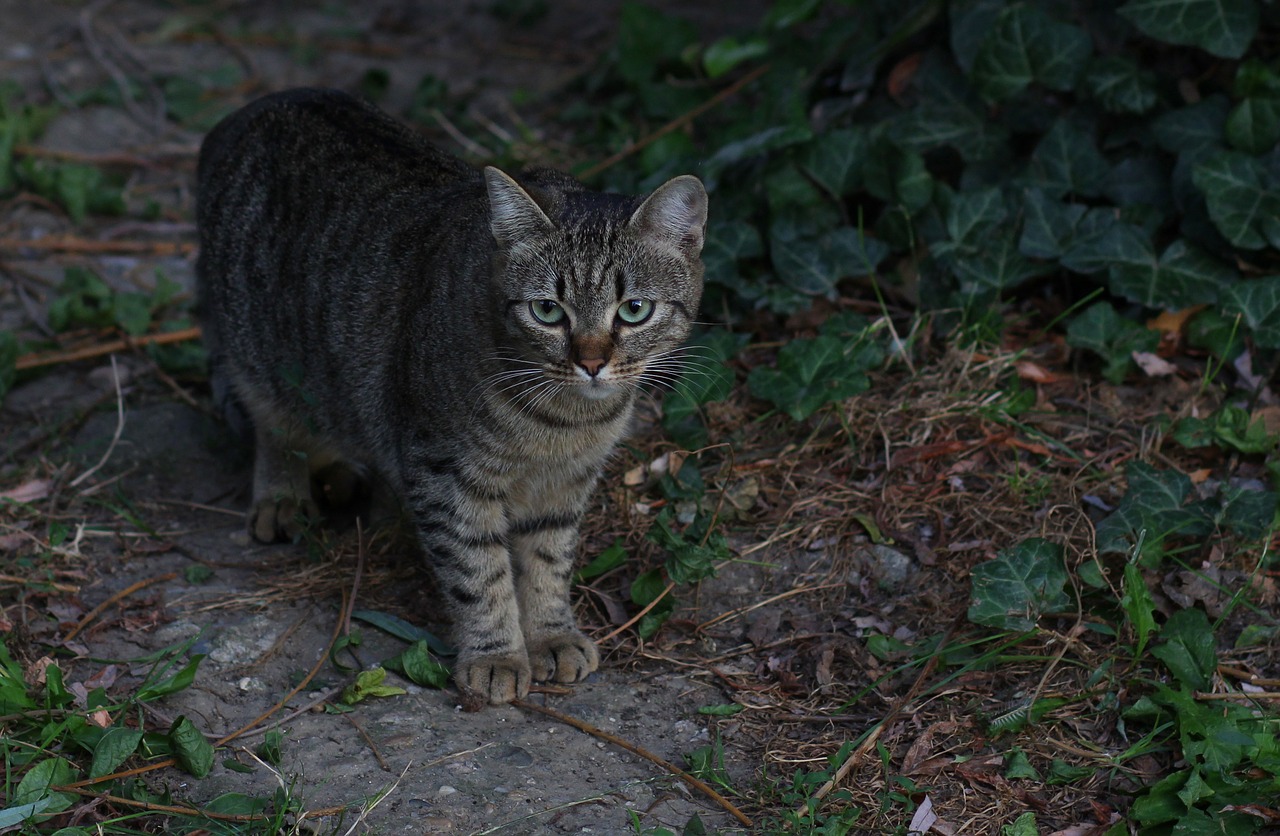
[195,89,706,705]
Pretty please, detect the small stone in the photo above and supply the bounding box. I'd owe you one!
[436,785,457,798]
[420,814,453,831]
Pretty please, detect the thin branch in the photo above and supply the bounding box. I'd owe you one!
[0,236,196,257]
[62,572,178,643]
[579,64,770,180]
[513,698,752,828]
[16,327,202,371]
[69,355,125,488]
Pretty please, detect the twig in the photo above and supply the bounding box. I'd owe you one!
[10,144,194,168]
[346,713,390,771]
[15,327,202,370]
[49,787,272,822]
[0,236,196,256]
[69,356,125,488]
[0,573,80,593]
[797,615,961,816]
[1194,691,1280,701]
[579,64,770,180]
[429,108,493,159]
[65,591,350,791]
[215,589,350,746]
[598,580,675,643]
[512,698,752,828]
[698,582,843,630]
[62,571,178,643]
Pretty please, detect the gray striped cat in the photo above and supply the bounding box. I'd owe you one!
[195,88,706,705]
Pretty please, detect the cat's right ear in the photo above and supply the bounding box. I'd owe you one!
[485,167,553,247]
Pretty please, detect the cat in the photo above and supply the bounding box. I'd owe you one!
[195,88,707,705]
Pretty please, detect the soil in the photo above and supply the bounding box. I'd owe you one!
[1,2,797,834]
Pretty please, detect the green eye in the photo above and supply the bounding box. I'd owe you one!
[530,299,565,325]
[617,299,654,324]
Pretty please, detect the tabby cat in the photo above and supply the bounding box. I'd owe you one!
[195,88,707,705]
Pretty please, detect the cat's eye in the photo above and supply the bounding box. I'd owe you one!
[530,299,566,325]
[616,299,654,325]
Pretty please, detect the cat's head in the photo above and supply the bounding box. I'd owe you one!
[485,167,707,402]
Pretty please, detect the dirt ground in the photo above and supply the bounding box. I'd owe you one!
[0,2,805,834]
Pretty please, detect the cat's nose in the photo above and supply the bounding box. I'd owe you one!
[578,357,606,377]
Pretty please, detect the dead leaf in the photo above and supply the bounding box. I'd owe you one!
[1015,360,1061,384]
[1147,306,1203,336]
[908,795,937,833]
[0,478,53,503]
[88,709,112,728]
[26,656,56,686]
[888,52,922,100]
[902,720,966,775]
[1132,351,1177,377]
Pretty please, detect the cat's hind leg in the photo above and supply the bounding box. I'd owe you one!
[248,416,324,543]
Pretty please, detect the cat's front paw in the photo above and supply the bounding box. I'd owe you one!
[454,651,531,706]
[528,630,599,684]
[249,495,319,543]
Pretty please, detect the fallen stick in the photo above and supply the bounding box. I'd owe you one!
[0,236,196,256]
[62,572,178,643]
[580,63,770,180]
[15,326,202,371]
[513,698,753,828]
[11,143,198,168]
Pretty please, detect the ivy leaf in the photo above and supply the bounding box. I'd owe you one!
[1226,96,1280,155]
[967,538,1072,631]
[1066,302,1160,384]
[950,0,1006,73]
[703,35,769,79]
[702,219,763,294]
[615,3,698,84]
[1083,55,1159,114]
[1152,608,1217,691]
[1060,215,1150,276]
[799,128,865,197]
[864,142,933,211]
[1094,462,1214,565]
[747,333,882,421]
[1221,275,1280,348]
[1109,239,1234,309]
[1192,150,1280,250]
[662,329,748,448]
[770,225,889,296]
[1104,155,1172,211]
[1027,118,1108,198]
[971,5,1091,101]
[951,229,1051,297]
[703,125,813,179]
[1119,0,1258,60]
[1216,484,1277,540]
[891,103,1009,162]
[1019,189,1086,259]
[1151,95,1230,155]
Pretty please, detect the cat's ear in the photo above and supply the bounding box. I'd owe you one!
[629,175,708,260]
[484,167,552,246]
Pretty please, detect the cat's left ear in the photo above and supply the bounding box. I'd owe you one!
[485,167,553,247]
[629,175,708,260]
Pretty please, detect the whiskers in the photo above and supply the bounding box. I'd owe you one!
[472,351,573,421]
[638,344,721,396]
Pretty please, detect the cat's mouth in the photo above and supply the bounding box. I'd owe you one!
[576,377,626,400]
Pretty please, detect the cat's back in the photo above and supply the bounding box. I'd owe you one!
[197,88,474,198]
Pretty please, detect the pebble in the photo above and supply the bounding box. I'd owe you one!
[436,785,457,798]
